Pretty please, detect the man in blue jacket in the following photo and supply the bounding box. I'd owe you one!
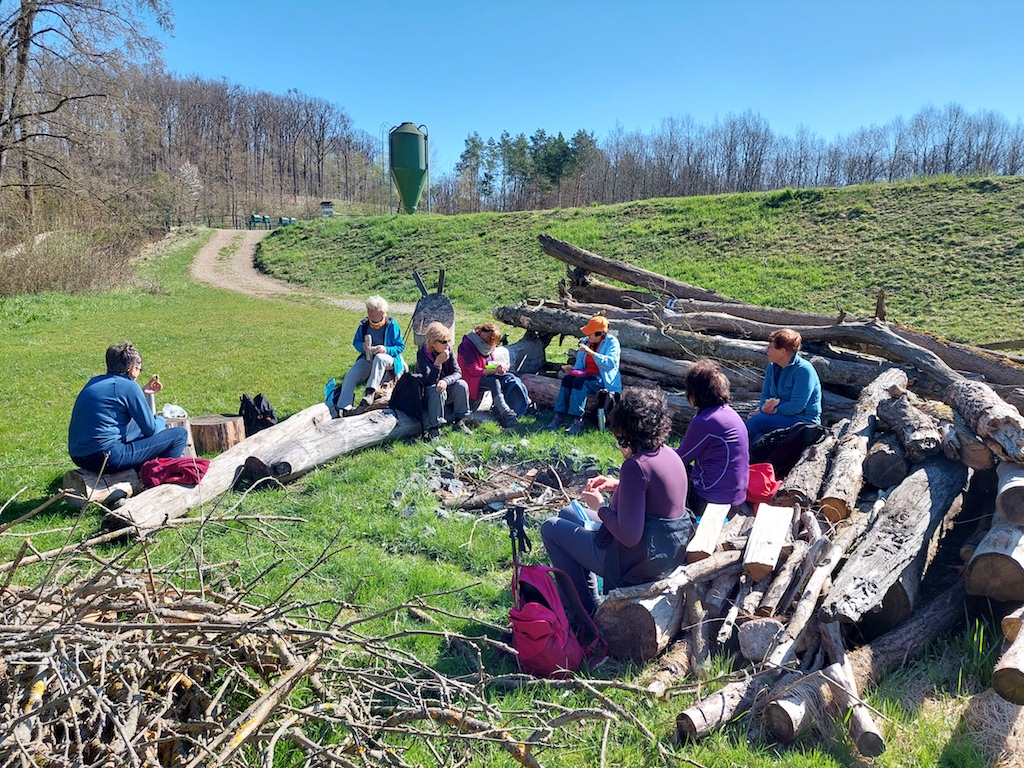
[68,342,188,474]
[745,328,822,446]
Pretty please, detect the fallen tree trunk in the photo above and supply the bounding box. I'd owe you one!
[104,403,335,531]
[775,422,841,508]
[538,233,743,304]
[819,456,967,625]
[819,368,908,522]
[619,347,762,392]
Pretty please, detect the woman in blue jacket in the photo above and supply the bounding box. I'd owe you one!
[745,328,822,445]
[545,315,621,436]
[335,295,406,414]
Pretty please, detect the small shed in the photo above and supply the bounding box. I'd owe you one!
[320,201,334,218]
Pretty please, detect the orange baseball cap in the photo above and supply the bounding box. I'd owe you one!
[580,316,609,335]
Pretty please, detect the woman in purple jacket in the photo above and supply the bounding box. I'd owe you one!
[540,388,692,616]
[676,360,749,516]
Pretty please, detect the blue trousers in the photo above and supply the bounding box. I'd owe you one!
[554,374,603,418]
[746,412,805,446]
[72,426,189,474]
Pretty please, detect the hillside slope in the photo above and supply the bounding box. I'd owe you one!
[256,175,1024,344]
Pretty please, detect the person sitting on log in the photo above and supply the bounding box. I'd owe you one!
[676,359,750,516]
[416,321,472,441]
[545,314,621,436]
[68,341,188,474]
[745,328,822,446]
[457,323,522,429]
[334,295,406,415]
[540,388,693,616]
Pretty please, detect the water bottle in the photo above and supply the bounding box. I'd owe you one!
[364,334,373,362]
[146,392,156,414]
[597,407,606,432]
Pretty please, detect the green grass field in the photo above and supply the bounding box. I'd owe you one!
[1,177,1019,766]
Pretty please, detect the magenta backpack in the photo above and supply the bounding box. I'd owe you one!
[507,509,606,678]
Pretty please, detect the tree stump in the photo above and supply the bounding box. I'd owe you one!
[164,415,197,458]
[191,414,246,455]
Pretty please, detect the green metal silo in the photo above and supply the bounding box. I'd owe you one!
[389,123,428,214]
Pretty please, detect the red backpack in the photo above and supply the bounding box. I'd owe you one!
[507,509,606,678]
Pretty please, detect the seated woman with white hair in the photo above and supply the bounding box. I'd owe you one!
[334,295,406,415]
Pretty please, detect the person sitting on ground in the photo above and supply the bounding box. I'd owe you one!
[416,321,471,440]
[676,360,749,516]
[334,295,406,415]
[540,388,693,616]
[68,341,189,474]
[745,328,822,446]
[545,314,621,436]
[457,322,522,428]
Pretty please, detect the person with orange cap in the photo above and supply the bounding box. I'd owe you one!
[545,315,621,436]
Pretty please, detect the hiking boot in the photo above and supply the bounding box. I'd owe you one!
[544,413,564,431]
[498,412,520,429]
[426,427,441,442]
[360,388,375,408]
[567,418,586,436]
[452,419,474,435]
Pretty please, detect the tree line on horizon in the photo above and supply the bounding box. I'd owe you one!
[4,0,1024,246]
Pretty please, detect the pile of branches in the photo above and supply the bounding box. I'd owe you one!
[0,494,675,768]
[489,234,1024,758]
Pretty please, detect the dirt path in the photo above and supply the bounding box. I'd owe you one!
[188,229,415,312]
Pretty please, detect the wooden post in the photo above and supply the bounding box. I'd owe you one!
[743,503,795,582]
[191,414,246,454]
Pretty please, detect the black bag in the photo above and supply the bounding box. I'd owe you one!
[239,393,278,436]
[388,373,426,434]
[749,421,827,478]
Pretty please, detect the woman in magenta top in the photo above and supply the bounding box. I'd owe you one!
[540,388,693,616]
[676,360,750,514]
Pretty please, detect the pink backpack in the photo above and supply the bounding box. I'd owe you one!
[507,509,606,678]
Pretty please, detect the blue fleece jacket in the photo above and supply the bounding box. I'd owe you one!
[759,354,822,424]
[570,334,622,392]
[68,374,166,458]
[352,317,406,375]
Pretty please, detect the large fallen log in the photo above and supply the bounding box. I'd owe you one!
[619,347,762,392]
[819,369,908,522]
[104,405,418,532]
[538,233,743,304]
[819,456,968,625]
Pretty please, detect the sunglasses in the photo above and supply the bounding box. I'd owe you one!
[436,338,451,344]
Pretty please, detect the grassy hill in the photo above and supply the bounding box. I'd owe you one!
[256,174,1024,345]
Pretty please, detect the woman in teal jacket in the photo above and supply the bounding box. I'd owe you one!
[545,315,621,436]
[334,295,406,414]
[745,328,822,445]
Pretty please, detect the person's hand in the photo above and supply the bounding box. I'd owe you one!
[495,363,507,374]
[143,375,162,395]
[561,364,573,374]
[761,397,780,414]
[436,379,448,393]
[435,346,451,365]
[581,490,604,511]
[578,343,593,355]
[586,475,618,493]
[372,344,386,355]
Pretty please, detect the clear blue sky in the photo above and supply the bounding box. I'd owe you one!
[155,0,1024,176]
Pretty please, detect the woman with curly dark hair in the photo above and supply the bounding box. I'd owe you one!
[676,360,749,516]
[540,388,692,616]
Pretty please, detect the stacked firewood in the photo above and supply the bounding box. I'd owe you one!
[494,234,1024,753]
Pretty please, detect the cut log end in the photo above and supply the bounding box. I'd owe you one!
[992,667,1024,705]
[594,602,658,662]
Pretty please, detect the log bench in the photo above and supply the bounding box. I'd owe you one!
[62,468,143,510]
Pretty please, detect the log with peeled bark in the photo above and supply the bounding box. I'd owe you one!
[996,460,1024,524]
[946,379,1024,464]
[940,408,997,470]
[876,395,942,463]
[819,456,968,625]
[965,508,1024,601]
[819,368,909,522]
[818,622,886,757]
[593,551,743,661]
[863,432,909,490]
[538,233,743,304]
[845,580,966,691]
[775,422,842,508]
[644,639,692,698]
[757,539,810,618]
[619,346,762,392]
[676,674,766,741]
[502,330,551,375]
[104,403,335,531]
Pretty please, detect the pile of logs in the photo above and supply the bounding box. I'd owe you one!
[496,234,1024,753]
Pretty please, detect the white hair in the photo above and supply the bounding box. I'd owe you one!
[365,295,389,314]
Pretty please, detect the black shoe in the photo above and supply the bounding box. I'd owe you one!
[544,414,564,431]
[567,418,586,436]
[426,427,441,442]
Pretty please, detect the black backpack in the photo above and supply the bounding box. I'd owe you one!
[749,421,827,478]
[388,372,426,435]
[239,393,278,437]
